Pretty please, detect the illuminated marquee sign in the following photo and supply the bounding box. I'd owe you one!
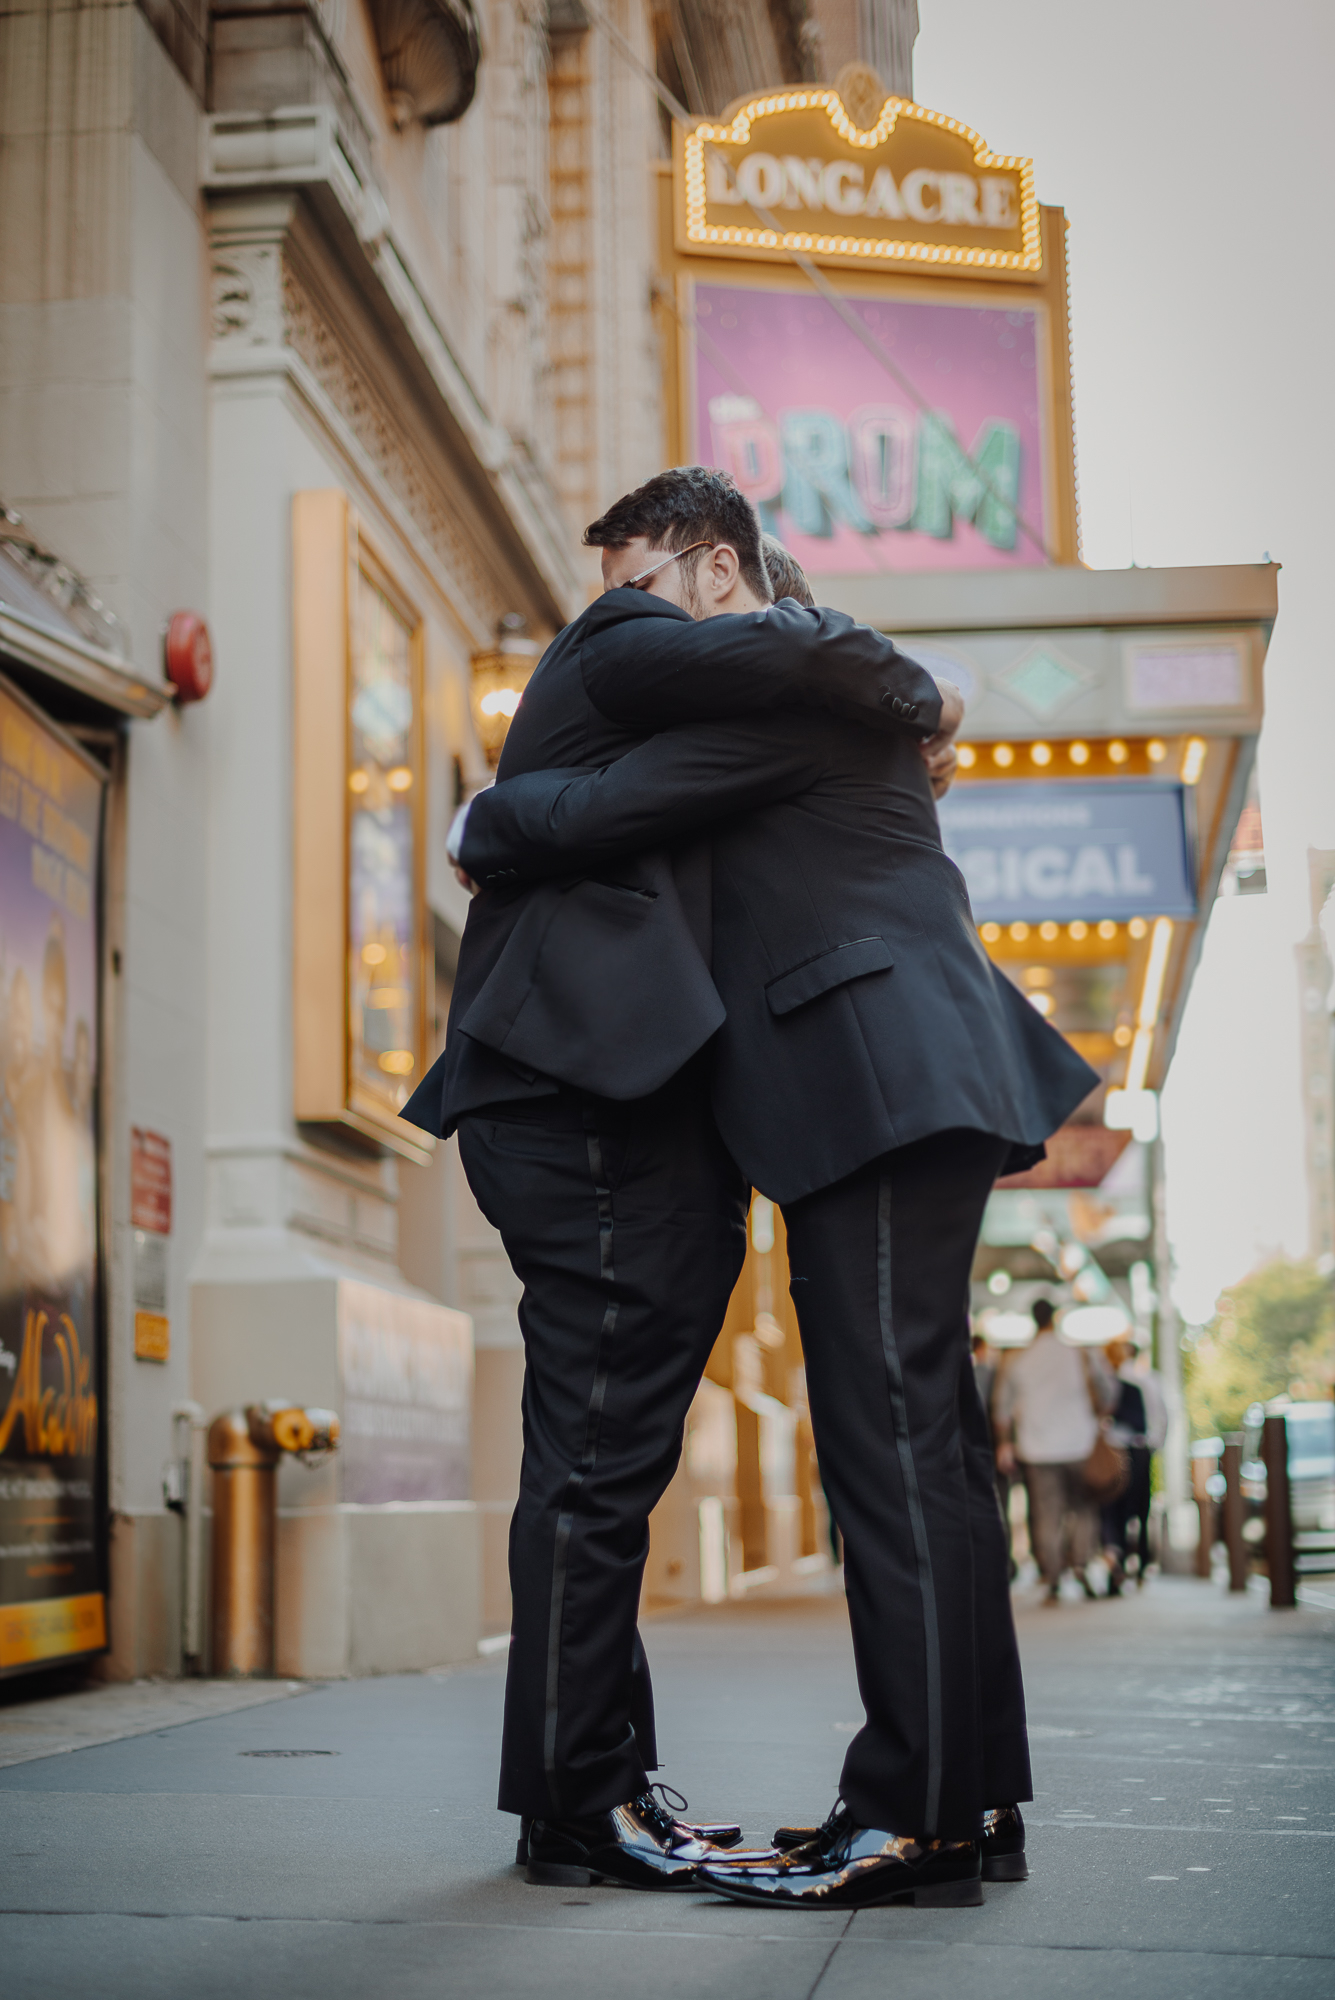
[677,89,1041,276]
[937,781,1197,925]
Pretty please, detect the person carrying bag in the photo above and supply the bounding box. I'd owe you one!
[1079,1349,1130,1506]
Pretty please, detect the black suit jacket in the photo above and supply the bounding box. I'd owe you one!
[402,590,943,1138]
[450,707,1099,1206]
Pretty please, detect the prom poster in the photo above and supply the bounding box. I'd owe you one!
[0,680,106,1673]
[688,276,1052,574]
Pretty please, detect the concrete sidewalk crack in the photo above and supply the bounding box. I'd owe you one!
[802,1912,855,2000]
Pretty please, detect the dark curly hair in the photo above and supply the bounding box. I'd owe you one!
[584,466,772,603]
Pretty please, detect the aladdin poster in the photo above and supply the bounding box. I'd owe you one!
[0,683,105,1672]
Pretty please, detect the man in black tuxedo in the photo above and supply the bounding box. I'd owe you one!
[408,469,1096,1905]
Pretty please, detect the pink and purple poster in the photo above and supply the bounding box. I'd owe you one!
[0,683,105,1663]
[687,278,1051,573]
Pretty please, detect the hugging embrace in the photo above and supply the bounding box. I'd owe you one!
[404,466,1094,1910]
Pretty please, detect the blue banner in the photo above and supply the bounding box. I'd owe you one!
[937,780,1196,923]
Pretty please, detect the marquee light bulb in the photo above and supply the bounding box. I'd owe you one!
[1137,918,1174,1031]
[1009,921,1029,941]
[980,921,1001,942]
[1124,1028,1153,1094]
[1181,737,1207,784]
[993,743,1014,768]
[1068,921,1088,940]
[1039,920,1058,941]
[1147,739,1167,762]
[1030,742,1052,766]
[1097,920,1118,940]
[1128,917,1148,939]
[1068,742,1090,765]
[957,744,977,768]
[1108,740,1129,765]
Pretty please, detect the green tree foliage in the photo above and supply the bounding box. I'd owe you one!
[1185,1258,1335,1438]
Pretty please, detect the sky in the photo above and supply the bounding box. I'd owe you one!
[914,0,1335,1324]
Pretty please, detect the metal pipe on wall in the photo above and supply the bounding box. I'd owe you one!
[207,1404,341,1677]
[208,1411,280,1677]
[169,1402,208,1668]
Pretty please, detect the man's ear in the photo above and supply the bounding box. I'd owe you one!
[708,543,741,597]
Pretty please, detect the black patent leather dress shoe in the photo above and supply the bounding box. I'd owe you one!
[701,1808,982,1910]
[772,1801,1027,1883]
[525,1791,727,1889]
[516,1785,743,1866]
[979,1804,1027,1880]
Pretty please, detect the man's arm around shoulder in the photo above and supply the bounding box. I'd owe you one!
[580,591,954,740]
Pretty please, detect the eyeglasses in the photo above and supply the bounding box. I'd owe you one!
[621,541,715,592]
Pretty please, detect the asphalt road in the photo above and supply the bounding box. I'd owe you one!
[1,1575,1332,1998]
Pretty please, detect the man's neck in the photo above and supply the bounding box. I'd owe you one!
[704,584,768,619]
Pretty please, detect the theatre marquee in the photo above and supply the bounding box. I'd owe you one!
[676,88,1041,277]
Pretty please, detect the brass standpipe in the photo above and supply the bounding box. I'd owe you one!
[207,1403,340,1677]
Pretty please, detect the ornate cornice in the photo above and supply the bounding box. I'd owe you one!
[279,257,506,633]
[201,111,581,626]
[207,203,528,639]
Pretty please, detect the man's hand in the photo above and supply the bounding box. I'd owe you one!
[919,677,963,800]
[934,678,965,740]
[995,1440,1016,1476]
[920,735,958,799]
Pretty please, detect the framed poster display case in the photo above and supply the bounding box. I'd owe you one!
[0,675,108,1674]
[292,491,433,1162]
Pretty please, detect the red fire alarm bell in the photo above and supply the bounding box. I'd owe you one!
[164,612,214,703]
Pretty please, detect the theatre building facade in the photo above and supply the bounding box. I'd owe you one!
[0,0,665,1678]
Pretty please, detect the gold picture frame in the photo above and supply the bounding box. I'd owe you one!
[292,491,433,1162]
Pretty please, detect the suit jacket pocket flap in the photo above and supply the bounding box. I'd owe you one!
[765,936,894,1017]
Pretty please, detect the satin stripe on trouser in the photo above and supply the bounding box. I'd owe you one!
[783,1127,1032,1839]
[457,1066,748,1821]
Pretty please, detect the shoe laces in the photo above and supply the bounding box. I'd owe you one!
[650,1782,689,1818]
[813,1797,855,1859]
[632,1788,683,1841]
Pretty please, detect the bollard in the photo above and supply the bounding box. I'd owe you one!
[1262,1413,1296,1610]
[1189,1442,1221,1579]
[1221,1434,1248,1593]
[208,1403,340,1676]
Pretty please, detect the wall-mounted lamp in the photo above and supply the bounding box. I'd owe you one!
[470,615,541,768]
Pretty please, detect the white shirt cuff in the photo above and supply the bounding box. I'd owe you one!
[446,799,472,864]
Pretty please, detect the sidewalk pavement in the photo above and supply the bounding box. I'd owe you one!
[1,1575,1332,1999]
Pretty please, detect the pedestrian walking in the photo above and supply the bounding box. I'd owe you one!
[994,1300,1115,1602]
[1101,1336,1167,1590]
[424,472,1096,1909]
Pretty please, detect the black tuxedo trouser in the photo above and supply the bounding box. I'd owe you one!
[784,1128,1033,1838]
[457,1063,749,1819]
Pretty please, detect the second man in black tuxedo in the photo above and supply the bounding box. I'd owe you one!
[404,469,952,1892]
